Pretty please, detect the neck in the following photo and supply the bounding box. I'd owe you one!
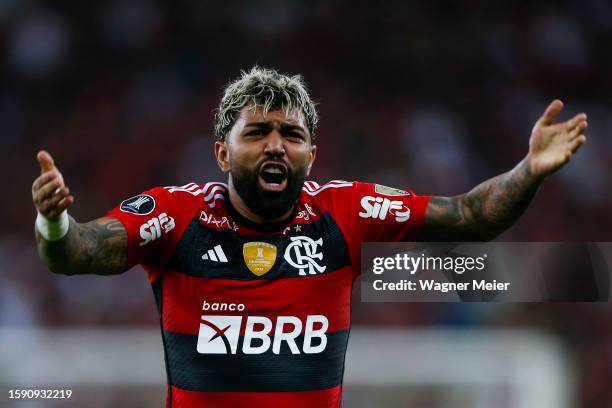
[227,179,294,224]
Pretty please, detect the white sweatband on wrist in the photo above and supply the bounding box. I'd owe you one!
[36,210,69,241]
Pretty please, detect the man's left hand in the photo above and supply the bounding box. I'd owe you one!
[528,99,587,178]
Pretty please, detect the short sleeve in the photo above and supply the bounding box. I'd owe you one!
[106,187,188,271]
[350,182,431,242]
[313,181,431,275]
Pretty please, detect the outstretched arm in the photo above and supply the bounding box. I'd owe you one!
[420,100,587,241]
[33,151,128,275]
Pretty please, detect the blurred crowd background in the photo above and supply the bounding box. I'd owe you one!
[1,0,612,407]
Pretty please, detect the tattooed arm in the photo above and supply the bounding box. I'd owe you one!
[33,151,129,275]
[36,217,128,275]
[421,158,542,241]
[420,100,588,242]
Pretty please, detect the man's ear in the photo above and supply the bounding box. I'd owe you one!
[306,144,317,176]
[215,141,231,173]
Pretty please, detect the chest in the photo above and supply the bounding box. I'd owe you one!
[170,213,352,281]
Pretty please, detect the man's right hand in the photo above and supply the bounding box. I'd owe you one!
[32,150,74,220]
[33,150,128,275]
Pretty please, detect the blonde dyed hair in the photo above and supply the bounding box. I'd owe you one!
[214,66,318,141]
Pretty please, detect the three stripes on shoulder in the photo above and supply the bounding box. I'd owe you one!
[164,183,227,208]
[303,180,353,196]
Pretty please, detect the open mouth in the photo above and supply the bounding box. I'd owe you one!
[259,162,288,192]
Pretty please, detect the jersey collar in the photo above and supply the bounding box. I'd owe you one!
[224,193,297,233]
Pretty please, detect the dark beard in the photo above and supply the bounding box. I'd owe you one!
[231,160,306,220]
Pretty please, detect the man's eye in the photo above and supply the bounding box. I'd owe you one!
[287,133,304,141]
[246,130,265,137]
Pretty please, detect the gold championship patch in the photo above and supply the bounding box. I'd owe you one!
[374,184,410,196]
[243,242,277,276]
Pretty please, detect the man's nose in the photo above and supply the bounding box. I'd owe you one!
[263,130,285,156]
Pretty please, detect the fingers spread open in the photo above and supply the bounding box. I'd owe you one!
[539,99,564,126]
[568,135,587,153]
[565,114,587,132]
[568,121,588,140]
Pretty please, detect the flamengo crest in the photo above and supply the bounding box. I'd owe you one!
[284,236,326,276]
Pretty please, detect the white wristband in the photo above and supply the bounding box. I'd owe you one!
[36,210,69,241]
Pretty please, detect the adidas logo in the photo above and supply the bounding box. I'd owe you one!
[202,245,228,262]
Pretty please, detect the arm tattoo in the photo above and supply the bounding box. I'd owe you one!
[422,158,543,241]
[36,216,128,275]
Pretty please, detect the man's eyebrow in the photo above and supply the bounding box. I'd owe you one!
[280,123,306,132]
[244,121,306,132]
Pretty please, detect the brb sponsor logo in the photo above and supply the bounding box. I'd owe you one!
[197,301,328,355]
[139,212,175,246]
[359,196,411,222]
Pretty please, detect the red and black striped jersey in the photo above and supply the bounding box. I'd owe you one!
[107,180,430,408]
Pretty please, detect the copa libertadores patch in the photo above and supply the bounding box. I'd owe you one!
[120,194,156,215]
[374,184,410,196]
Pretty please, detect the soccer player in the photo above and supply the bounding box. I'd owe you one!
[32,67,587,407]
